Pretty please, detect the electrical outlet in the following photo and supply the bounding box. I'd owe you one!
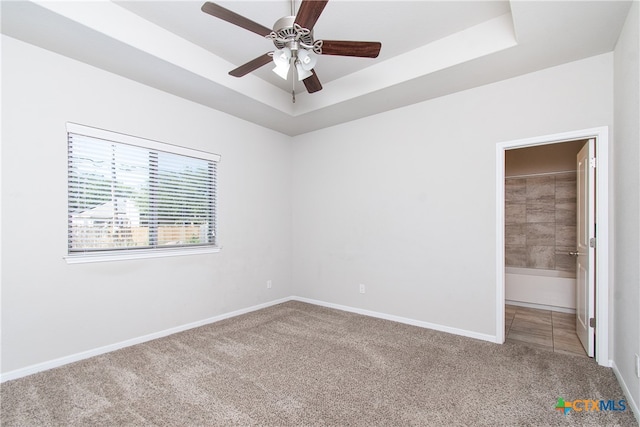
[267,280,272,289]
[635,354,639,378]
[359,284,365,294]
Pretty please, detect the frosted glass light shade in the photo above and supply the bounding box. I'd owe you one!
[273,48,291,66]
[297,49,317,71]
[272,48,292,80]
[296,62,313,81]
[273,63,290,79]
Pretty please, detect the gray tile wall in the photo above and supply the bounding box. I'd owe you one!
[505,172,576,276]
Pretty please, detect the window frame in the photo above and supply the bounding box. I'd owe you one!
[64,123,221,264]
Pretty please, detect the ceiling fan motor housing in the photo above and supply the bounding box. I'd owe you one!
[271,16,314,50]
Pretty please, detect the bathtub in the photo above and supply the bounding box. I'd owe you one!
[505,267,576,312]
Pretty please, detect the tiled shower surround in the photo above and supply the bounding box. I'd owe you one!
[505,172,576,275]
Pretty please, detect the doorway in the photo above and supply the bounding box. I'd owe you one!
[495,127,610,366]
[503,139,587,356]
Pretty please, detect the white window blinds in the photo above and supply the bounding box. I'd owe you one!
[67,123,219,256]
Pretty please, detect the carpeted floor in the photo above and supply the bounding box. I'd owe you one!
[1,301,636,426]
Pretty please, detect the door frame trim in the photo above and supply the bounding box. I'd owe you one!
[495,126,610,366]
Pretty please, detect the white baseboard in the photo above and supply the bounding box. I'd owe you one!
[2,295,589,383]
[292,296,497,343]
[0,297,292,383]
[611,361,640,424]
[506,299,576,314]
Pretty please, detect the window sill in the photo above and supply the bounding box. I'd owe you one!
[64,246,221,264]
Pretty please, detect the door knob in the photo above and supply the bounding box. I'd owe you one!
[569,251,581,257]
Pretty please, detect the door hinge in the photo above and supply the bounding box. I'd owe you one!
[590,317,596,328]
[589,237,596,248]
[590,157,597,168]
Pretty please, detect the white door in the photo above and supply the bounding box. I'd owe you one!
[575,139,595,357]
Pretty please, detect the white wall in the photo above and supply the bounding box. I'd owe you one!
[1,25,631,391]
[613,0,640,415]
[292,53,613,338]
[1,36,292,374]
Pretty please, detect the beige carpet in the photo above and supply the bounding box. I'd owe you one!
[1,301,636,426]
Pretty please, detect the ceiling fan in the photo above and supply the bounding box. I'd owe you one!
[201,0,382,102]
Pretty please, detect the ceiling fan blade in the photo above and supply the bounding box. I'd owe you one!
[295,0,328,31]
[201,2,272,37]
[320,40,382,58]
[303,70,323,93]
[229,53,273,77]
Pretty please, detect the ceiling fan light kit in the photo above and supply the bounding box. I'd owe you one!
[268,18,322,85]
[201,0,382,102]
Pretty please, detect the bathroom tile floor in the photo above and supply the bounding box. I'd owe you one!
[505,304,587,357]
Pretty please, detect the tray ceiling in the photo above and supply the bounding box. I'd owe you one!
[1,1,632,135]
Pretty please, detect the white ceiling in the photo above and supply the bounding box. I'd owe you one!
[1,0,632,135]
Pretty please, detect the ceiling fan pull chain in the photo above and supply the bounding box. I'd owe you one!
[292,77,296,103]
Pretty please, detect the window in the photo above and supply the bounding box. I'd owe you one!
[66,123,220,263]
